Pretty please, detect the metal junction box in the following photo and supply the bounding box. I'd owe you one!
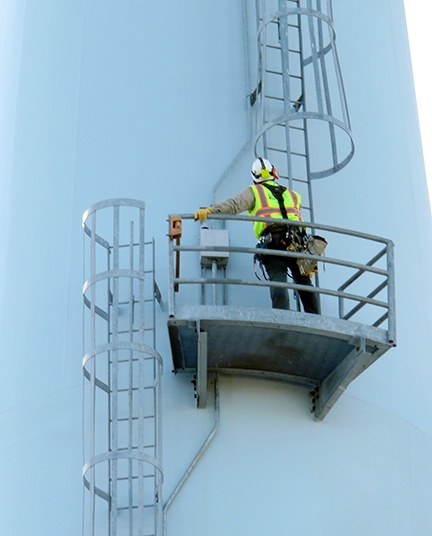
[200,228,229,267]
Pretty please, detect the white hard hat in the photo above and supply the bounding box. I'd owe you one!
[250,157,278,183]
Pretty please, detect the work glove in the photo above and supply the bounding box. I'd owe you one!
[194,207,213,221]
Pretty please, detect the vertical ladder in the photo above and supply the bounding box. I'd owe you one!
[253,0,354,222]
[82,199,163,536]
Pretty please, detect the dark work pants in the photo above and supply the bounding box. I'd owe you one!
[263,253,321,314]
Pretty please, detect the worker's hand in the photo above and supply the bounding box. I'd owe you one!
[194,207,213,221]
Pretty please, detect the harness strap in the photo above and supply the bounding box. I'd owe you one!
[261,182,289,219]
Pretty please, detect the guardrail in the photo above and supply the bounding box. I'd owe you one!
[168,214,396,345]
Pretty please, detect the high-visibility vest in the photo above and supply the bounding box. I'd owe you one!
[248,181,302,238]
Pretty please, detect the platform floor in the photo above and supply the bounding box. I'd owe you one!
[168,306,394,420]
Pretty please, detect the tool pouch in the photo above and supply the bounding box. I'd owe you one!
[296,235,328,277]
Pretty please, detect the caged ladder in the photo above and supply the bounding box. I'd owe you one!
[82,199,163,536]
[252,0,355,223]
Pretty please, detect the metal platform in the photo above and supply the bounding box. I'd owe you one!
[168,305,394,420]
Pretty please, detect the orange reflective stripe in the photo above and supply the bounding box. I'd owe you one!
[255,184,270,207]
[256,208,301,219]
[285,189,300,211]
[256,208,282,217]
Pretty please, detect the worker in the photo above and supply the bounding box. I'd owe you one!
[194,157,320,314]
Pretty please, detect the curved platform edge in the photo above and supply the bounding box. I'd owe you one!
[169,305,392,347]
[167,305,394,420]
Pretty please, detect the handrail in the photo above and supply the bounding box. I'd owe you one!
[175,213,393,244]
[167,214,395,339]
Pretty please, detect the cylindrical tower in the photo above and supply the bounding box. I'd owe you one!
[0,1,431,535]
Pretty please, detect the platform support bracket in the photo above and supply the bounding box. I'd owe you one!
[196,322,208,408]
[313,337,368,421]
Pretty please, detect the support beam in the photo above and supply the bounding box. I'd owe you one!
[313,338,367,421]
[196,326,208,408]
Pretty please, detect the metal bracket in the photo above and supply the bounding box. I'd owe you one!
[196,322,208,408]
[312,337,367,421]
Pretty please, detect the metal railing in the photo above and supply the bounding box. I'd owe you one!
[168,214,396,345]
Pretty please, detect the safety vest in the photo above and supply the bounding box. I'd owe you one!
[248,181,302,238]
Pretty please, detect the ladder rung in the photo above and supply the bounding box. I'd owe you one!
[272,123,303,132]
[113,357,155,363]
[265,69,282,76]
[267,147,307,158]
[113,415,155,422]
[116,386,155,393]
[115,445,155,453]
[289,124,305,131]
[263,70,302,80]
[115,358,156,365]
[279,175,309,185]
[266,43,300,55]
[267,146,288,154]
[116,473,156,482]
[109,327,154,337]
[117,505,158,512]
[113,329,140,335]
[265,46,301,58]
[267,145,305,155]
[265,95,284,101]
[273,124,304,133]
[267,44,281,51]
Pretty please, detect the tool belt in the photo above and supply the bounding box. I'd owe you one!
[256,227,327,278]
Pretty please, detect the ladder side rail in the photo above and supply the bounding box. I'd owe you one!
[259,4,270,156]
[278,1,294,185]
[138,207,146,532]
[306,4,324,115]
[110,205,120,536]
[314,2,339,169]
[326,0,352,130]
[89,210,97,536]
[297,8,315,223]
[128,221,135,531]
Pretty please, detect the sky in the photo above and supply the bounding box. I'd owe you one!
[404,2,432,204]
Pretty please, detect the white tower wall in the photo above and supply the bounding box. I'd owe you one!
[0,1,431,535]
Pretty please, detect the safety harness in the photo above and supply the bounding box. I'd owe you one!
[253,182,327,279]
[261,182,290,220]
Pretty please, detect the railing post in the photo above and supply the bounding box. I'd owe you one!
[167,236,175,317]
[386,239,396,345]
